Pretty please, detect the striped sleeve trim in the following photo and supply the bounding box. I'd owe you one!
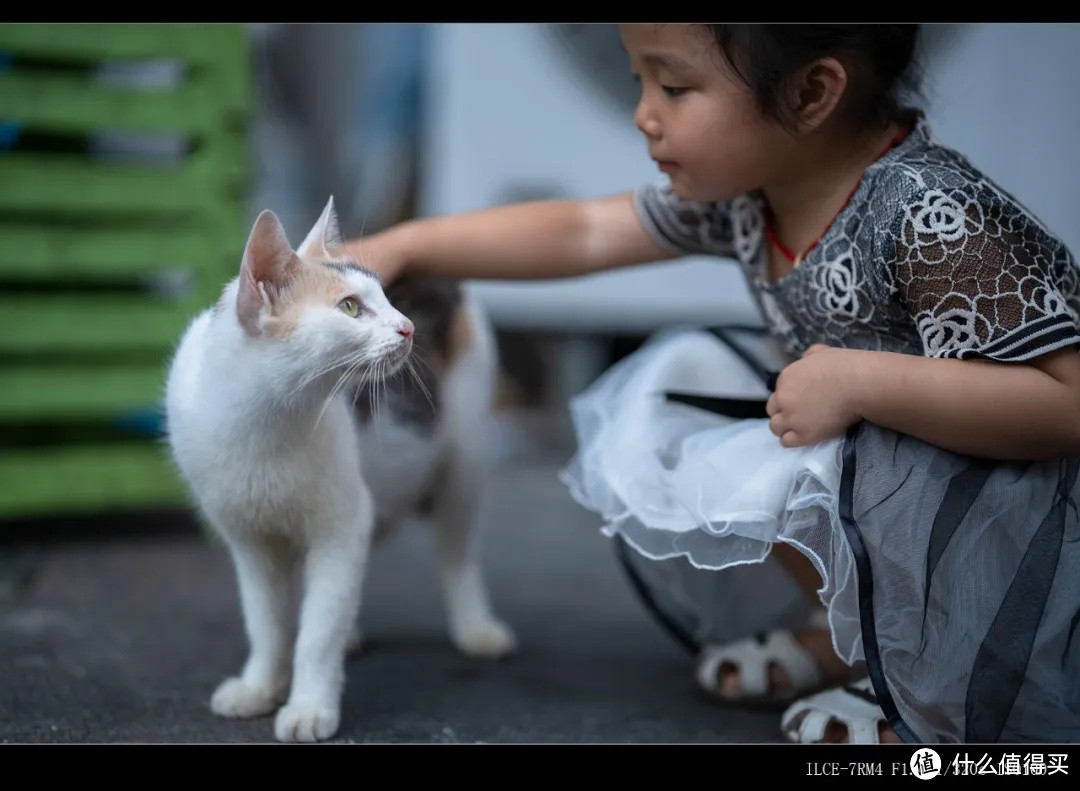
[936,315,1080,362]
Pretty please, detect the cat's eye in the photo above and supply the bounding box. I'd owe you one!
[339,297,361,318]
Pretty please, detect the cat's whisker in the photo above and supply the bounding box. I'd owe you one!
[358,208,371,252]
[407,345,437,377]
[367,372,376,430]
[344,357,366,392]
[383,356,394,405]
[409,360,433,405]
[298,360,350,397]
[313,354,368,431]
[349,365,366,413]
[311,388,340,431]
[352,240,367,270]
[359,358,380,413]
[288,349,368,403]
[369,357,387,446]
[313,370,350,430]
[287,362,336,400]
[405,358,435,413]
[290,370,335,408]
[377,357,389,419]
[297,360,357,409]
[367,370,378,444]
[350,206,374,273]
[413,355,437,380]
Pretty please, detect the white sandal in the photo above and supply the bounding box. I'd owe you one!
[781,676,891,744]
[695,608,830,705]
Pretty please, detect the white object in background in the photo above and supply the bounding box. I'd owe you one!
[919,23,1080,258]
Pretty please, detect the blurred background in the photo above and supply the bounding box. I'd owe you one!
[1,22,1080,744]
[2,22,1079,525]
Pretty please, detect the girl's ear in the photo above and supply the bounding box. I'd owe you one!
[296,196,344,260]
[236,210,302,336]
[787,56,849,133]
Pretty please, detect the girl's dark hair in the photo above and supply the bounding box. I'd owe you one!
[706,25,922,131]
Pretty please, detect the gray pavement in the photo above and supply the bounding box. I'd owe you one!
[0,412,784,744]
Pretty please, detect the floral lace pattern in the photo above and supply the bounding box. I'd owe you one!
[633,115,1080,362]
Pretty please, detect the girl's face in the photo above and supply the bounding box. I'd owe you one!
[619,24,797,203]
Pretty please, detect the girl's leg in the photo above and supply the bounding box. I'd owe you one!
[762,543,901,743]
[710,542,852,698]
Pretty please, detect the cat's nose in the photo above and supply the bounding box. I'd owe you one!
[397,319,414,339]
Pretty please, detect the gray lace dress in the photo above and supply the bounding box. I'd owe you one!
[560,112,1080,742]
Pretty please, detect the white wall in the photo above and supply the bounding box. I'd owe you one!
[419,23,1080,333]
[919,23,1080,255]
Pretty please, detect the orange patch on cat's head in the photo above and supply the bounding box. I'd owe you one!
[263,263,351,340]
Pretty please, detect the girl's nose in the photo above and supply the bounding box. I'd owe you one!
[634,100,661,140]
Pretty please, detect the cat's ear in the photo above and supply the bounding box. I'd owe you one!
[296,196,344,260]
[237,210,301,335]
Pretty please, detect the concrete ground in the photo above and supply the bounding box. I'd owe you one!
[0,410,785,744]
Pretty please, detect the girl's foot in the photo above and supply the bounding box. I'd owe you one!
[711,623,853,699]
[781,677,904,743]
[696,610,854,705]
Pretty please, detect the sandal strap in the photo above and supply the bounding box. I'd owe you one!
[781,677,885,744]
[696,628,824,699]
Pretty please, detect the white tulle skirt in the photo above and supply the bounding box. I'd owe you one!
[558,328,859,656]
[558,326,1080,744]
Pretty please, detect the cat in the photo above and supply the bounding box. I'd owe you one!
[164,197,516,743]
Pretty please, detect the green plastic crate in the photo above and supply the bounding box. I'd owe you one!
[0,23,252,519]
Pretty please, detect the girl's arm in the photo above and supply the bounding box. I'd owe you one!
[338,192,679,283]
[768,184,1080,461]
[854,347,1080,459]
[769,345,1080,460]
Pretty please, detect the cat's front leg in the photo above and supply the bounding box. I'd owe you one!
[433,447,517,659]
[212,534,295,718]
[274,499,372,742]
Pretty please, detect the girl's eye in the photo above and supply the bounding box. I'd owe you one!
[339,297,361,318]
[662,85,687,98]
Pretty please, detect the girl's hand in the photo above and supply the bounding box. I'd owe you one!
[766,344,864,447]
[337,232,408,285]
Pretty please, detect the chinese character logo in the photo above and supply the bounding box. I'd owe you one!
[911,748,942,780]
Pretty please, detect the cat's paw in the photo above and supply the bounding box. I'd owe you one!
[452,618,518,659]
[274,699,340,743]
[210,677,286,718]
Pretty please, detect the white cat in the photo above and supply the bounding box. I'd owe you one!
[164,198,516,742]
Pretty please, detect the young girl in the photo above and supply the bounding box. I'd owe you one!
[339,24,1080,744]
